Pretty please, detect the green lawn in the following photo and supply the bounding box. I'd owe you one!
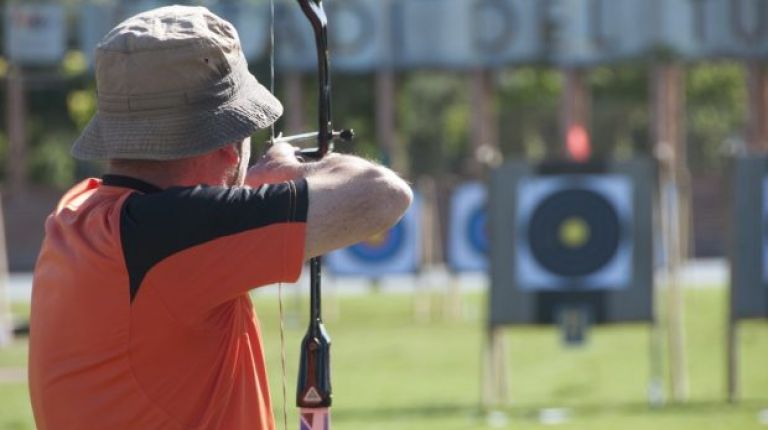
[1,287,766,429]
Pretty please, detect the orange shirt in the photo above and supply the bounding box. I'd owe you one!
[29,175,307,430]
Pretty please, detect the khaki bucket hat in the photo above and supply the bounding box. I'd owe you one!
[72,5,283,161]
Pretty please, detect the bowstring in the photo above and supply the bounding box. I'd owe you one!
[278,282,289,430]
[269,0,277,142]
[269,1,289,430]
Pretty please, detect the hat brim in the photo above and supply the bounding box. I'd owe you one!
[71,74,283,161]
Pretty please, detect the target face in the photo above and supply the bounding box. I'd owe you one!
[448,182,488,272]
[468,207,489,255]
[5,4,66,66]
[347,222,405,261]
[528,189,621,277]
[81,1,163,68]
[515,175,633,291]
[210,3,269,61]
[326,194,421,277]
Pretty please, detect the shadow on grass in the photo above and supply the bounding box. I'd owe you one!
[331,398,768,422]
[333,403,476,421]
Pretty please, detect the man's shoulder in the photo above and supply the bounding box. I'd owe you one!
[40,179,128,269]
[50,177,135,222]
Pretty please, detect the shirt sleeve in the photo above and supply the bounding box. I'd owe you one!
[119,179,308,317]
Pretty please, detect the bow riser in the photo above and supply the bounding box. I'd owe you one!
[293,1,351,428]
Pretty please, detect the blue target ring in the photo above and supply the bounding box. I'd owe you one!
[348,221,405,262]
[447,182,488,272]
[467,207,489,255]
[327,193,421,276]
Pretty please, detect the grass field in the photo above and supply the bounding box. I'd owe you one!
[1,286,766,429]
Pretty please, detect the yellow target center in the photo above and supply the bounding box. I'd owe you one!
[364,231,388,247]
[559,217,590,249]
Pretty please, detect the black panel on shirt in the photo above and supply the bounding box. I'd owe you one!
[110,177,308,302]
[103,174,163,195]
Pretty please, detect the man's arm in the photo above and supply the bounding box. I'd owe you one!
[247,143,413,259]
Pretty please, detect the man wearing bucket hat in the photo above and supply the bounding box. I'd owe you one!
[28,5,412,430]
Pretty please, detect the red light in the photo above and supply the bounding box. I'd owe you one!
[566,124,591,162]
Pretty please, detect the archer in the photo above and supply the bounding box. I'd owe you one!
[28,5,411,429]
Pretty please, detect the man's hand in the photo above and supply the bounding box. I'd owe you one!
[246,142,306,187]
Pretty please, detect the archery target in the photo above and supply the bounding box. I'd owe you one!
[210,3,270,61]
[5,4,66,66]
[730,157,768,320]
[80,1,163,68]
[347,223,405,261]
[515,175,633,291]
[448,182,488,272]
[326,195,421,277]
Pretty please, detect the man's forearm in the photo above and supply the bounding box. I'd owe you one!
[247,146,392,188]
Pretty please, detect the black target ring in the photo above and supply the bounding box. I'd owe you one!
[527,188,622,278]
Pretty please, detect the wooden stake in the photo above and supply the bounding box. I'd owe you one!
[481,326,510,409]
[376,70,405,172]
[726,310,739,403]
[561,68,591,160]
[6,65,27,194]
[414,177,439,323]
[652,63,689,402]
[0,195,12,347]
[648,313,665,406]
[746,62,768,152]
[469,69,500,174]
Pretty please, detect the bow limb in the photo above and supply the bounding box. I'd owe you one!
[297,0,331,157]
[273,1,353,159]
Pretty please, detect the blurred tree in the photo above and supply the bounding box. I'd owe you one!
[496,67,561,161]
[590,64,652,160]
[398,71,469,178]
[330,74,379,161]
[67,86,97,131]
[247,65,380,162]
[0,14,748,189]
[25,75,88,189]
[686,62,747,171]
[62,51,88,78]
[0,132,8,181]
[29,130,77,187]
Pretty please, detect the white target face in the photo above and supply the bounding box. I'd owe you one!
[515,174,634,291]
[5,4,66,65]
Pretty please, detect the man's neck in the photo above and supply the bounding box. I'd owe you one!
[108,164,221,189]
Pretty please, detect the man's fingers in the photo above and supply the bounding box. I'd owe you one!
[264,143,302,162]
[269,142,300,153]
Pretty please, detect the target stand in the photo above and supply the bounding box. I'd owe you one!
[727,156,768,402]
[482,158,657,409]
[556,304,592,346]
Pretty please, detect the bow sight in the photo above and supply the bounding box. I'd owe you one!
[272,129,355,161]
